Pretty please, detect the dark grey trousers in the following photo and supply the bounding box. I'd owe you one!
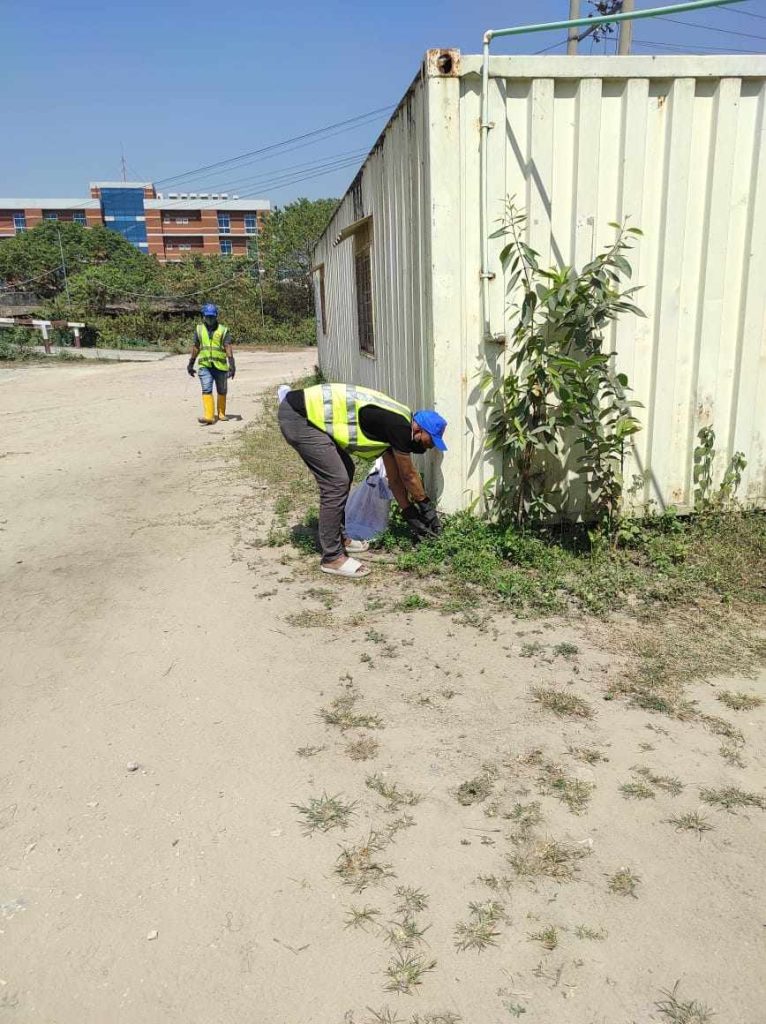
[278,400,355,562]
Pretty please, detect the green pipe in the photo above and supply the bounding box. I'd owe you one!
[485,0,745,43]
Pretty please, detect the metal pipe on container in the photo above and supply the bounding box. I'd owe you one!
[479,0,745,341]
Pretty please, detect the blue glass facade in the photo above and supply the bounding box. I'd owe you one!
[99,187,148,251]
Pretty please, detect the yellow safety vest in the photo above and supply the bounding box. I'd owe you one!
[196,323,230,371]
[304,383,412,460]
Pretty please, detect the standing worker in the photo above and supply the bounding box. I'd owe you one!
[187,303,236,425]
[279,382,447,580]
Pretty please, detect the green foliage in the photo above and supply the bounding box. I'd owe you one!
[693,426,747,510]
[258,197,337,313]
[0,201,335,349]
[390,507,766,617]
[483,201,644,532]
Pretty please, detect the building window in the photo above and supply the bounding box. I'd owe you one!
[245,214,257,235]
[13,212,26,233]
[353,220,374,356]
[218,213,230,235]
[220,239,233,255]
[72,211,86,225]
[315,264,327,335]
[43,212,58,221]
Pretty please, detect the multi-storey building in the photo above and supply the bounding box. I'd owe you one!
[0,182,269,262]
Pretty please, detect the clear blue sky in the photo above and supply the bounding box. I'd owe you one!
[3,0,765,205]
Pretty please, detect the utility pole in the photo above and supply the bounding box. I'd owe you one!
[618,0,635,54]
[120,144,128,183]
[567,0,581,55]
[57,227,71,305]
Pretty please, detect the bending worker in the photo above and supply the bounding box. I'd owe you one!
[279,382,447,580]
[187,303,235,424]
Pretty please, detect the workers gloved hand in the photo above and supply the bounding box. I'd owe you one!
[186,360,196,378]
[228,356,236,380]
[415,497,441,536]
[403,504,433,544]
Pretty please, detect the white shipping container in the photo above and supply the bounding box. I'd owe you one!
[313,51,766,515]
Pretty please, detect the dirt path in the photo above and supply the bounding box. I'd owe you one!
[1,355,764,1023]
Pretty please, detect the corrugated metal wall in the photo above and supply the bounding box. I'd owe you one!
[314,55,766,513]
[462,55,766,513]
[313,69,434,414]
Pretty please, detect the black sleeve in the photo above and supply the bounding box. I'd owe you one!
[358,406,412,453]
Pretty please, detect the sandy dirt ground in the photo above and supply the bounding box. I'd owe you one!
[1,353,765,1024]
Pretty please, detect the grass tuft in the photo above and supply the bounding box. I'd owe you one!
[394,886,429,916]
[699,785,766,813]
[285,608,334,629]
[344,905,381,931]
[567,745,608,765]
[336,832,395,892]
[530,687,593,720]
[620,780,656,801]
[575,924,608,940]
[366,774,421,811]
[667,811,714,836]
[293,792,356,834]
[454,900,506,952]
[345,735,380,761]
[384,951,437,994]
[553,642,580,658]
[716,690,763,712]
[655,981,715,1023]
[383,915,430,950]
[607,867,641,898]
[528,925,559,950]
[536,762,594,814]
[508,838,590,882]
[320,689,384,732]
[632,765,684,795]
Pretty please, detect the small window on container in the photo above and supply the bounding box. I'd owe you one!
[354,220,374,356]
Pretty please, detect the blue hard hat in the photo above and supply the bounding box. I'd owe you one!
[201,303,219,317]
[413,409,448,452]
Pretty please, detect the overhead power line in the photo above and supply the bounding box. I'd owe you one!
[634,37,765,52]
[658,14,766,39]
[155,106,394,187]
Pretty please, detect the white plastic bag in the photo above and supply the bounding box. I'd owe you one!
[277,384,290,403]
[344,458,393,540]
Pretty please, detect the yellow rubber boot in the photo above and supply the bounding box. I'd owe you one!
[217,394,227,421]
[198,393,215,424]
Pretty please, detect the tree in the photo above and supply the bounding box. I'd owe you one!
[258,197,337,313]
[0,221,153,298]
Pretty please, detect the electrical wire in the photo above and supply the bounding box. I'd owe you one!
[532,39,567,54]
[658,14,766,39]
[155,106,394,187]
[633,37,764,52]
[738,6,766,20]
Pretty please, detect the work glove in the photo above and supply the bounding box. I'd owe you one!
[186,360,196,377]
[228,356,236,380]
[403,504,433,544]
[415,498,441,536]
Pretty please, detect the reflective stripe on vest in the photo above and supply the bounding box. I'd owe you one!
[303,383,412,459]
[196,324,229,370]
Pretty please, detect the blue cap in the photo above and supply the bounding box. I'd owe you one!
[413,409,448,452]
[201,303,218,317]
